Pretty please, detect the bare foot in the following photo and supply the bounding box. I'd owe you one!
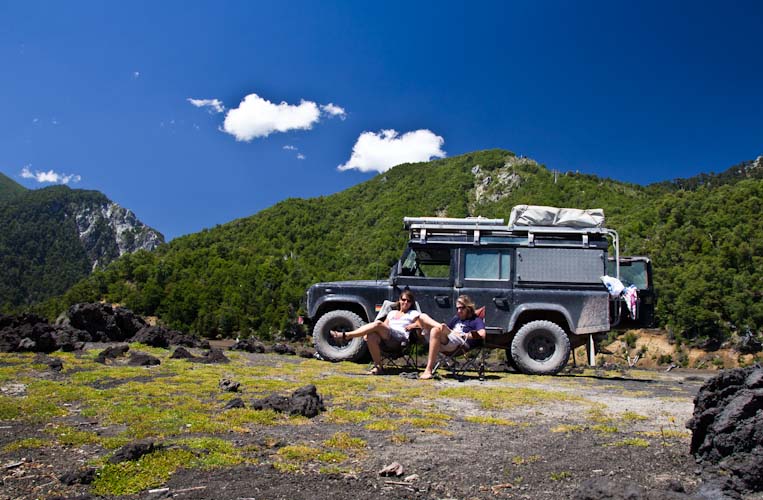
[419,371,434,380]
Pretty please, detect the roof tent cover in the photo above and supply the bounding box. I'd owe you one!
[508,205,606,228]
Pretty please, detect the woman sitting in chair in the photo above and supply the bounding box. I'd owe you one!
[331,290,419,375]
[409,294,486,380]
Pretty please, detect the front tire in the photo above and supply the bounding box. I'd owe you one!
[313,310,369,362]
[511,320,571,375]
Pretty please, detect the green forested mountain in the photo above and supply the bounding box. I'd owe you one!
[0,172,27,202]
[43,149,763,344]
[0,185,164,311]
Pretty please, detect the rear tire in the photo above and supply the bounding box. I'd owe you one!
[511,320,571,375]
[313,310,369,362]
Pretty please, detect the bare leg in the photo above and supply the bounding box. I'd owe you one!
[420,324,451,379]
[331,320,389,341]
[365,332,385,374]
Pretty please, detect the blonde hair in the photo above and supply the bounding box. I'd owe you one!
[456,294,476,317]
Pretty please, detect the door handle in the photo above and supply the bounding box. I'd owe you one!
[492,297,509,308]
[435,295,450,306]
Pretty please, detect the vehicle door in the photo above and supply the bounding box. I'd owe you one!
[392,245,455,322]
[455,247,513,331]
[607,256,656,328]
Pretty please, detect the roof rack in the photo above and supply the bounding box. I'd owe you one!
[402,216,620,276]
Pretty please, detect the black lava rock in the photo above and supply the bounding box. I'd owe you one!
[687,367,763,493]
[95,344,130,364]
[230,337,266,353]
[272,343,296,355]
[170,346,196,359]
[219,379,240,392]
[67,303,146,342]
[130,325,205,349]
[224,398,245,410]
[59,467,97,485]
[109,440,156,464]
[128,352,161,366]
[251,385,325,418]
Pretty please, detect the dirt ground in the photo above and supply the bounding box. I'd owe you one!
[0,346,745,500]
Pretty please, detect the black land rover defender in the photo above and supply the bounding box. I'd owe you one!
[303,206,654,375]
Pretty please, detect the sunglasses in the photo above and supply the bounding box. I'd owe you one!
[456,305,465,310]
[399,298,412,303]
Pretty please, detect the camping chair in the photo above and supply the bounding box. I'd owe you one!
[375,300,424,372]
[431,306,493,381]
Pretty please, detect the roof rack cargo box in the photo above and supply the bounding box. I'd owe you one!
[508,205,605,229]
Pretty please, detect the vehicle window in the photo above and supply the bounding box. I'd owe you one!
[465,250,511,280]
[619,262,649,289]
[403,248,451,278]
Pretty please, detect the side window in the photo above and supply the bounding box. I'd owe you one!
[465,249,511,280]
[402,248,452,278]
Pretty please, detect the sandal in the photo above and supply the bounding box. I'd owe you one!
[366,365,384,376]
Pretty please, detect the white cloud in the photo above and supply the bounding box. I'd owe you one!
[296,153,306,160]
[20,166,81,184]
[221,93,321,141]
[321,103,346,120]
[283,145,298,150]
[337,129,446,173]
[133,71,141,79]
[187,98,225,114]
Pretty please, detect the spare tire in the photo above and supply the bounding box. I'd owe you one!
[511,320,570,375]
[313,310,369,362]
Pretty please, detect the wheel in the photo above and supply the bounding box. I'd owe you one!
[312,310,369,362]
[510,320,571,375]
[504,349,520,372]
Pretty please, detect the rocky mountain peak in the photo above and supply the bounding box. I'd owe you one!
[72,201,164,270]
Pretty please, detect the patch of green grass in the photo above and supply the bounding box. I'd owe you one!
[438,386,578,410]
[365,420,400,431]
[639,430,690,439]
[323,432,367,451]
[323,408,373,424]
[464,415,518,426]
[607,438,650,448]
[276,445,322,462]
[92,448,196,495]
[620,411,649,422]
[2,437,50,452]
[273,461,301,473]
[319,465,355,474]
[49,426,102,446]
[591,424,618,434]
[390,433,410,444]
[550,471,571,481]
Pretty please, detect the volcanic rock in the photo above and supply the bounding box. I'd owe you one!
[59,467,97,485]
[128,352,160,366]
[130,325,206,349]
[219,379,240,392]
[252,384,325,418]
[108,440,156,464]
[224,398,245,410]
[191,348,229,364]
[170,346,196,359]
[687,367,763,493]
[272,343,296,355]
[230,337,265,353]
[67,303,145,342]
[95,344,130,363]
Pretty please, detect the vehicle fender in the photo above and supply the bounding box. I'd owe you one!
[507,303,575,333]
[310,295,373,322]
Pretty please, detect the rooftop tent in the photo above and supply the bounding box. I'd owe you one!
[508,205,606,229]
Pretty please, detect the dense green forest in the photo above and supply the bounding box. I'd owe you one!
[36,149,763,344]
[0,185,163,311]
[0,172,27,203]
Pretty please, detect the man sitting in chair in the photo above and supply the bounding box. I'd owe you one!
[409,294,486,380]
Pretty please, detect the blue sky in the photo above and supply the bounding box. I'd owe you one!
[1,1,761,240]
